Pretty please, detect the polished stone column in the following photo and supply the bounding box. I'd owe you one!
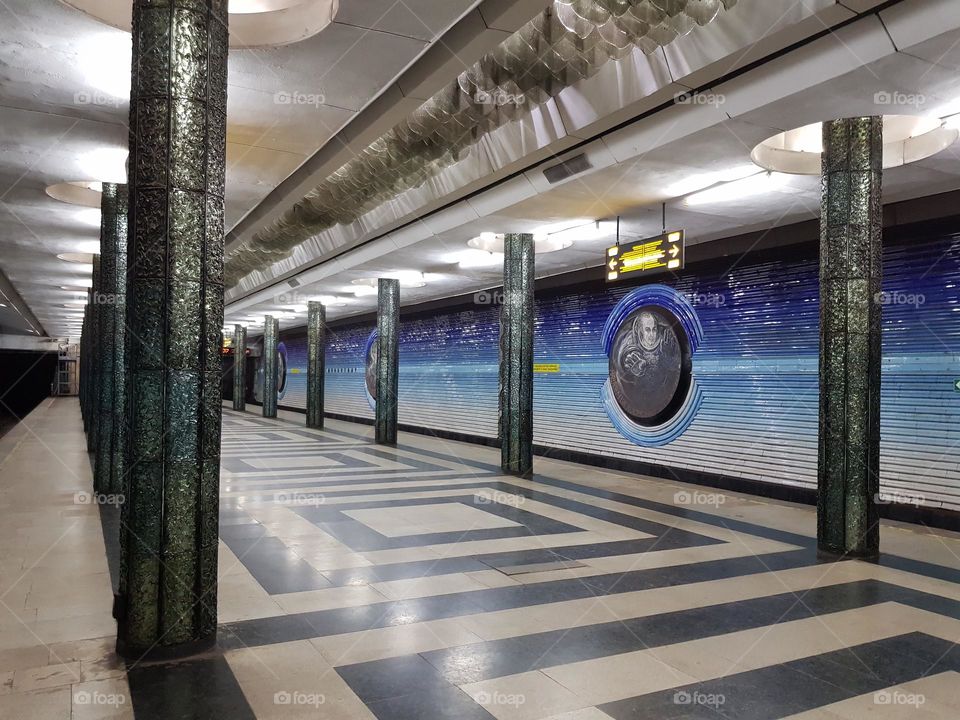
[233,324,246,411]
[95,183,128,495]
[87,254,101,453]
[817,116,882,559]
[375,279,399,445]
[306,301,326,429]
[117,0,228,659]
[499,233,534,478]
[81,290,91,433]
[262,316,278,418]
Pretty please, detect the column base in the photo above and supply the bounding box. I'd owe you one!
[116,633,217,663]
[502,469,533,480]
[816,545,879,562]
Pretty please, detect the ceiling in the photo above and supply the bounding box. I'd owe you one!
[0,0,494,339]
[3,0,960,343]
[223,0,960,333]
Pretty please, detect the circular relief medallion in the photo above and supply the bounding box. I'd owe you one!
[364,330,378,409]
[276,341,288,401]
[601,285,704,447]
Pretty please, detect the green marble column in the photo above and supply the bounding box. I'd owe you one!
[817,116,882,560]
[233,324,246,411]
[262,316,278,418]
[87,254,101,453]
[117,0,228,659]
[95,183,128,495]
[375,279,399,445]
[81,294,91,432]
[499,233,534,478]
[306,301,326,429]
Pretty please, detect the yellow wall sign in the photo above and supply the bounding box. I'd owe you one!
[534,363,560,373]
[290,368,302,374]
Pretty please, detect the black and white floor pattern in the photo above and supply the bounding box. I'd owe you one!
[126,408,960,720]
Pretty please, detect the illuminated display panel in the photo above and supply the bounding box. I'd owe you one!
[606,230,685,282]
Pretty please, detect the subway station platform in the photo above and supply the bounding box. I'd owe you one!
[2,398,960,718]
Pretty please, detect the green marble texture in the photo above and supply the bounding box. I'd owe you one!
[817,116,882,559]
[94,184,128,495]
[307,301,326,429]
[262,316,278,418]
[499,233,534,478]
[376,279,399,445]
[87,254,101,454]
[233,324,246,411]
[117,0,227,659]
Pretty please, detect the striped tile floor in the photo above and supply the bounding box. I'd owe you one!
[107,408,960,719]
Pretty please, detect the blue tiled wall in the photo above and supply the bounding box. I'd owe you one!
[264,233,960,509]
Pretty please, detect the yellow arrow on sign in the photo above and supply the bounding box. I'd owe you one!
[669,245,680,258]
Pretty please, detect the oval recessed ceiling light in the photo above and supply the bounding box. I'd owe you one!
[352,272,426,295]
[57,252,96,264]
[59,0,339,49]
[468,232,573,255]
[307,295,347,307]
[751,115,959,175]
[80,148,128,185]
[46,181,103,208]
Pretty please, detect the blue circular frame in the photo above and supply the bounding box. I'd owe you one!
[364,329,378,410]
[277,341,288,401]
[601,284,704,447]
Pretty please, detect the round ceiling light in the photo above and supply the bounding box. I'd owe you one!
[57,252,96,264]
[468,232,573,255]
[59,0,339,49]
[352,273,426,295]
[45,181,103,208]
[751,115,959,175]
[308,295,347,307]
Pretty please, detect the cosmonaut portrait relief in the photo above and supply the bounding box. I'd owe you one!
[608,306,691,426]
[365,337,378,402]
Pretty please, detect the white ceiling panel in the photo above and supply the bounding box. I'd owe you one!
[0,0,487,339]
[335,0,478,41]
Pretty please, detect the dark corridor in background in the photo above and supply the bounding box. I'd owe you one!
[0,350,57,438]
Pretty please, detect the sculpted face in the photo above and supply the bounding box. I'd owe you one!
[637,312,659,351]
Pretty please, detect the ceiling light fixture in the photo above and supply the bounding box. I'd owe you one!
[685,172,789,206]
[351,272,427,296]
[45,181,104,208]
[73,240,102,254]
[78,31,132,98]
[751,116,958,175]
[80,147,128,184]
[468,232,574,255]
[57,252,95,264]
[60,0,339,49]
[665,166,760,198]
[307,295,347,306]
[454,249,503,269]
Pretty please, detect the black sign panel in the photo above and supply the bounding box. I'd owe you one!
[605,230,685,282]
